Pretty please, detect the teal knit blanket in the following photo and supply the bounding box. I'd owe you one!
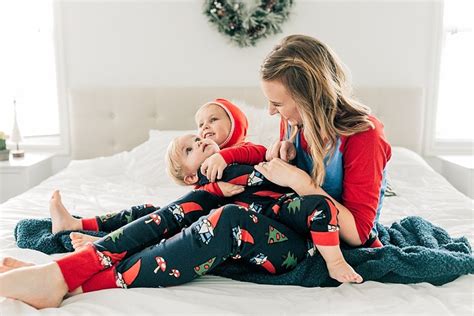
[14,216,474,287]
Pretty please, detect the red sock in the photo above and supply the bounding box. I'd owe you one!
[81,218,99,231]
[82,267,122,292]
[55,244,111,291]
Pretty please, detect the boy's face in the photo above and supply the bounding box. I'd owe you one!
[176,134,220,178]
[195,104,231,147]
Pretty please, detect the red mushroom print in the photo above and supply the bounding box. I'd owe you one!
[145,214,161,225]
[154,256,167,273]
[169,269,180,278]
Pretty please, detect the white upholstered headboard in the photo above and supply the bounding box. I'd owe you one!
[68,86,424,159]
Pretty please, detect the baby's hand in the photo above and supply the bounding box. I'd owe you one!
[266,140,296,162]
[200,153,228,182]
[216,182,245,197]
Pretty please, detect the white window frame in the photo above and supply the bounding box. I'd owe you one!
[423,1,473,156]
[4,1,70,155]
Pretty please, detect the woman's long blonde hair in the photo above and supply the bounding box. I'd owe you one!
[261,34,374,186]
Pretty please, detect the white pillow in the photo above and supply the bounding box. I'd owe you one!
[230,99,280,148]
[123,102,280,187]
[124,129,195,187]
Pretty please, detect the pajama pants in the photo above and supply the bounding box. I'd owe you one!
[81,190,223,248]
[56,193,339,292]
[81,204,161,233]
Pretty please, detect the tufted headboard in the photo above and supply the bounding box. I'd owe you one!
[68,86,424,159]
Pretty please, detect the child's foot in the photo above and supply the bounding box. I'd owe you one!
[327,258,363,284]
[50,190,82,234]
[0,257,34,273]
[0,261,68,309]
[70,232,100,250]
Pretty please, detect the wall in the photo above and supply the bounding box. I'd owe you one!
[58,0,441,88]
[51,0,443,172]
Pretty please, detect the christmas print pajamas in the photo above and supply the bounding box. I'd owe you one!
[56,164,340,292]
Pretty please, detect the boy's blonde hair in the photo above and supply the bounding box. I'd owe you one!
[165,138,187,186]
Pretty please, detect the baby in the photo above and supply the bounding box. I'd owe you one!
[164,132,362,284]
[46,99,266,249]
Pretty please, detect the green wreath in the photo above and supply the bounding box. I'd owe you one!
[203,0,294,47]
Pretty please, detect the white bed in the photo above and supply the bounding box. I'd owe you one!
[0,87,472,315]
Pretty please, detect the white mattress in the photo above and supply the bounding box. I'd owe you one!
[0,144,473,315]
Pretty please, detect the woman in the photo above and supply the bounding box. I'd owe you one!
[256,34,391,249]
[0,35,391,309]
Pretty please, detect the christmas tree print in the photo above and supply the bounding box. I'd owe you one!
[194,257,216,276]
[287,198,301,214]
[106,228,124,243]
[124,211,133,223]
[99,212,118,223]
[267,226,288,244]
[281,251,298,269]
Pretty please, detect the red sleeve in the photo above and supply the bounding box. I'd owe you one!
[219,142,267,165]
[279,118,287,141]
[339,116,392,242]
[194,184,224,197]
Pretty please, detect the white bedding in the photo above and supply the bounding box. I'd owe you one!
[0,137,473,315]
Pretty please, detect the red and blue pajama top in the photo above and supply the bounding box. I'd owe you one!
[280,115,392,243]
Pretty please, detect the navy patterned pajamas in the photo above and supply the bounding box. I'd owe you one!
[78,165,338,290]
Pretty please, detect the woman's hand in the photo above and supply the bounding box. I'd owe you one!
[265,140,296,162]
[200,153,228,182]
[255,158,312,190]
[216,182,245,197]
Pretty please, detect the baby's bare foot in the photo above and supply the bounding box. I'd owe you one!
[70,232,100,250]
[0,257,34,273]
[0,262,68,309]
[327,259,363,284]
[50,190,82,234]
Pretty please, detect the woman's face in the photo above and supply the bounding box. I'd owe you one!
[261,80,303,126]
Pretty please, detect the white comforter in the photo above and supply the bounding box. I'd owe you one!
[0,145,473,316]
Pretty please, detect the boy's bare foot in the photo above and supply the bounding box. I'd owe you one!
[0,257,34,273]
[327,258,363,284]
[50,190,82,234]
[70,232,100,250]
[0,262,68,309]
[317,245,363,284]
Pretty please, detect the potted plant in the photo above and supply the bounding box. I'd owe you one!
[0,131,10,161]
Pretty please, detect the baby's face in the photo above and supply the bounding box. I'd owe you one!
[176,134,220,175]
[195,104,231,147]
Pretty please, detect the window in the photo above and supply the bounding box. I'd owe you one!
[435,0,473,144]
[0,0,59,142]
